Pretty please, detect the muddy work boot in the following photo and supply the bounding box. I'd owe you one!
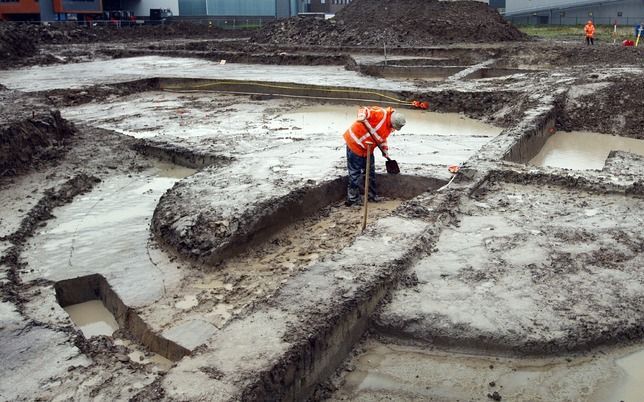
[368,195,384,203]
[345,199,363,208]
[346,187,361,207]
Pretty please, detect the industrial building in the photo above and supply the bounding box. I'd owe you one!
[502,0,644,25]
[0,0,101,21]
[0,0,305,21]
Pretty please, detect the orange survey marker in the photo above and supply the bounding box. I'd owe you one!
[448,165,460,173]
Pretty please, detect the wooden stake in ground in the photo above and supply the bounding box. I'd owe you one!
[362,142,373,232]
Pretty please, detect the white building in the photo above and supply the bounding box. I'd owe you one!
[502,0,644,25]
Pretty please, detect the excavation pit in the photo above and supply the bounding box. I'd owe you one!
[54,274,189,361]
[529,131,644,170]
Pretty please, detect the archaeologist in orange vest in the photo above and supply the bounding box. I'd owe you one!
[343,106,406,206]
[585,20,596,45]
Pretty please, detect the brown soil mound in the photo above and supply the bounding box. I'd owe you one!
[557,77,644,139]
[253,0,526,46]
[0,24,37,62]
[0,21,248,46]
[0,110,76,176]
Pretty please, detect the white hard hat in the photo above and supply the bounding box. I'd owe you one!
[391,111,406,130]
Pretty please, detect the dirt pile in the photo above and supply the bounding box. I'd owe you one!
[253,0,526,46]
[0,21,247,46]
[0,110,76,176]
[0,24,37,63]
[558,77,644,139]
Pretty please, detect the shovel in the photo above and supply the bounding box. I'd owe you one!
[361,122,400,174]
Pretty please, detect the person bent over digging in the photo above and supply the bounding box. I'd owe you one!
[343,106,406,207]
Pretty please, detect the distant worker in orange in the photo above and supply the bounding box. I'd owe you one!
[343,106,406,206]
[585,20,596,45]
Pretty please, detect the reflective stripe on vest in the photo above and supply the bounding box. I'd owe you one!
[349,127,366,149]
[360,107,387,146]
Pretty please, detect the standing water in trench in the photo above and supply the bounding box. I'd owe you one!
[530,131,644,170]
[331,341,644,401]
[64,300,119,338]
[281,105,502,138]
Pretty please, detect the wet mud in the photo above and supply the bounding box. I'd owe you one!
[0,110,76,177]
[1,19,644,402]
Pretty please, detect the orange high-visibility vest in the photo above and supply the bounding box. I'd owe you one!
[585,23,595,38]
[343,106,394,158]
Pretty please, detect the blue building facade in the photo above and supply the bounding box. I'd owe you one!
[178,0,296,17]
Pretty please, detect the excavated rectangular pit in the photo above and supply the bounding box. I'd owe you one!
[55,273,189,361]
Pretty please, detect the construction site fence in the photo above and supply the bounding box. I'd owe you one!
[1,17,274,29]
[508,16,644,26]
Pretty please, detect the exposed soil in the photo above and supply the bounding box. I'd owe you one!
[253,0,526,46]
[496,42,644,68]
[2,17,644,401]
[0,110,76,177]
[139,200,402,334]
[1,21,247,46]
[0,24,37,64]
[0,21,248,67]
[558,77,644,139]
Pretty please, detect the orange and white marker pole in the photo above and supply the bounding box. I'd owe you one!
[362,142,373,232]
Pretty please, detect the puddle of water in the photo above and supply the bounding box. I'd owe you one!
[175,295,199,310]
[333,341,644,402]
[530,131,644,170]
[599,349,644,402]
[281,105,502,138]
[63,300,119,338]
[152,161,197,179]
[114,338,174,371]
[127,350,174,371]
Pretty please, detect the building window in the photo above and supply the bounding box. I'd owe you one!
[618,11,623,17]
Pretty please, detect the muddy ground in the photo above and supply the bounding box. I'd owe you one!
[1,17,644,402]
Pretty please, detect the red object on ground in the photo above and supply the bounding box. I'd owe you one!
[448,165,460,173]
[623,39,635,47]
[412,100,429,110]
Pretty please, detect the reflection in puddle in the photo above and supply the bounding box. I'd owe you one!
[281,105,502,138]
[530,131,644,170]
[64,300,119,338]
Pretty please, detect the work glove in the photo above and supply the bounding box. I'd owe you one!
[381,150,389,159]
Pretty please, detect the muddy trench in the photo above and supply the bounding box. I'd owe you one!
[1,35,644,402]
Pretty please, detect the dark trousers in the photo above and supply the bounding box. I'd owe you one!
[586,36,594,45]
[346,146,376,203]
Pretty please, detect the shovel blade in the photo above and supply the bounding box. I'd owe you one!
[386,159,400,174]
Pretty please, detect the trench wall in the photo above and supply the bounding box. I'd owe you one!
[502,108,557,163]
[55,274,190,361]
